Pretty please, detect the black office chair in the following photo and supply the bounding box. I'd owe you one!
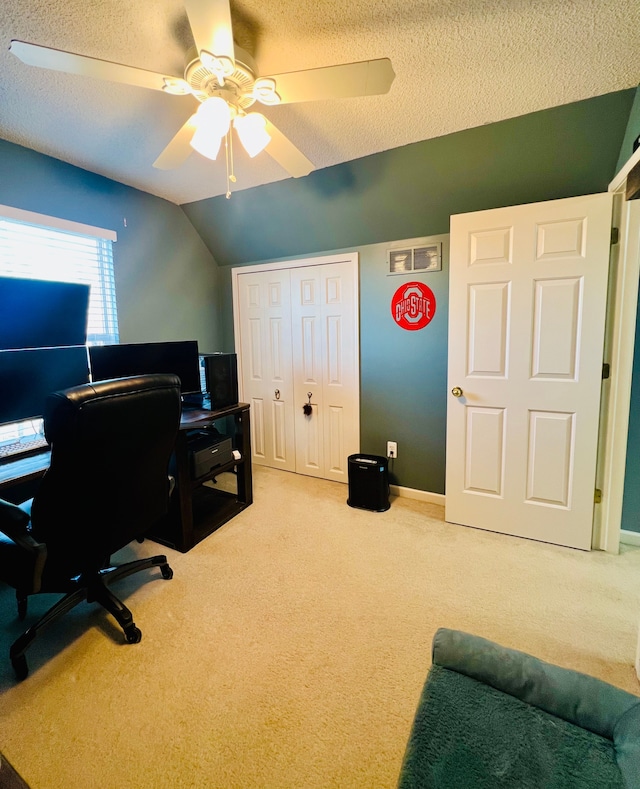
[0,373,182,680]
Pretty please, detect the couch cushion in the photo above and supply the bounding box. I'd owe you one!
[398,664,626,789]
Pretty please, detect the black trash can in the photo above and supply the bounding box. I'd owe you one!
[347,453,390,512]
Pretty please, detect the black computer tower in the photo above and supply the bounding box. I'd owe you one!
[200,353,239,409]
[347,454,390,512]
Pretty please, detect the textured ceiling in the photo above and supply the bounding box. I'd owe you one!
[1,0,639,205]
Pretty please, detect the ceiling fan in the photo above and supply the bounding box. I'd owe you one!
[9,0,395,195]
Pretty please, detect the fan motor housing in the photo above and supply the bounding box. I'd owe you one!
[184,45,257,109]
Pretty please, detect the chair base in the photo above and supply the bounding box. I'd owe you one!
[10,554,173,681]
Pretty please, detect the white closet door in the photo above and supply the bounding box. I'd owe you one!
[236,269,296,471]
[234,254,360,482]
[291,261,359,482]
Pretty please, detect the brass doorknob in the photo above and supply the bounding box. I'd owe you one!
[451,387,463,398]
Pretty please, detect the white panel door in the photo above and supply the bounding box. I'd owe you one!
[291,261,359,482]
[445,193,613,549]
[237,269,296,471]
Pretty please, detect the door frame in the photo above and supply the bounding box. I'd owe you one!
[596,147,640,552]
[231,251,361,466]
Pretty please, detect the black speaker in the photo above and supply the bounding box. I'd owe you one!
[200,353,239,409]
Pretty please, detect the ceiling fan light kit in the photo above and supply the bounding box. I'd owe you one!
[10,0,395,197]
[196,97,231,137]
[189,107,225,160]
[234,113,271,158]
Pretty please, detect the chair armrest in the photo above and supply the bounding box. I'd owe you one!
[0,497,44,554]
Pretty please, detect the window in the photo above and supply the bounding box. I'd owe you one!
[0,206,119,345]
[0,205,119,450]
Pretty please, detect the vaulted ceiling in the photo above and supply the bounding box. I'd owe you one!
[1,0,639,205]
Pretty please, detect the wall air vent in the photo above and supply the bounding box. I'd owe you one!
[388,249,413,273]
[388,243,441,275]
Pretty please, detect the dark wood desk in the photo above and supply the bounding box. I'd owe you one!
[0,402,253,553]
[0,450,51,494]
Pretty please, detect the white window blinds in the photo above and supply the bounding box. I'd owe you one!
[0,208,119,345]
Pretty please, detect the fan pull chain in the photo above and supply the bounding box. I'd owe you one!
[225,130,237,199]
[224,134,231,199]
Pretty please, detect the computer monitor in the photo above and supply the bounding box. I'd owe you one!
[0,276,90,350]
[88,341,202,394]
[0,346,90,426]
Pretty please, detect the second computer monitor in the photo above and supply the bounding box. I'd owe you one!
[88,341,202,394]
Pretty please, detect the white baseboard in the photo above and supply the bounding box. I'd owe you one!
[389,484,445,507]
[620,529,640,547]
[388,489,640,550]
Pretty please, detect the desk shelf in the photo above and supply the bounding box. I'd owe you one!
[190,485,248,543]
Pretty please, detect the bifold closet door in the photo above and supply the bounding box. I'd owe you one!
[290,261,358,483]
[236,257,360,482]
[236,269,296,471]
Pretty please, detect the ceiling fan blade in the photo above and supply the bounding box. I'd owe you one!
[262,118,314,178]
[9,40,189,94]
[185,0,235,63]
[153,115,199,170]
[259,58,395,105]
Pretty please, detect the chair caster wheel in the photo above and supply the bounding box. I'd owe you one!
[12,654,28,681]
[124,625,142,644]
[161,564,173,580]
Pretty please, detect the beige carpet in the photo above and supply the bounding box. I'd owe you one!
[1,466,640,789]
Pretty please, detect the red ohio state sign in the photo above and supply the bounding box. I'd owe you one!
[391,281,436,331]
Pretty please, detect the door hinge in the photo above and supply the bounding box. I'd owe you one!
[611,227,620,245]
[602,362,610,379]
[594,488,602,504]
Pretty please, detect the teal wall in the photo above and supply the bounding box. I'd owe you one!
[0,139,222,353]
[622,300,640,533]
[1,87,634,497]
[615,86,640,174]
[184,90,634,493]
[358,235,449,491]
[618,85,640,533]
[219,235,450,492]
[183,91,634,267]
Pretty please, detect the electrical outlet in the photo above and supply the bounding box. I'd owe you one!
[387,441,397,459]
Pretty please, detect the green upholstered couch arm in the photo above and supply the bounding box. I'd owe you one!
[432,628,640,738]
[398,628,640,789]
